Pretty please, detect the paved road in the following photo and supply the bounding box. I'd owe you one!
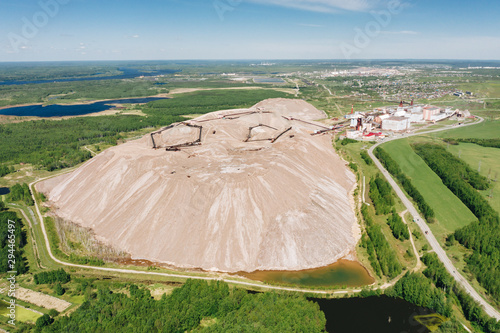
[368,117,500,320]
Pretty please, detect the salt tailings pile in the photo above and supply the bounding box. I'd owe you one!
[37,98,359,273]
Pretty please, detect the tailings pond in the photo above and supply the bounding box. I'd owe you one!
[236,260,374,287]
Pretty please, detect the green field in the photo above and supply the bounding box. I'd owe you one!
[447,143,500,214]
[0,300,42,324]
[381,139,476,238]
[434,120,500,139]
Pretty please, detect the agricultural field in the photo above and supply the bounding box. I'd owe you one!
[447,143,500,214]
[435,119,500,139]
[0,300,42,324]
[381,139,476,239]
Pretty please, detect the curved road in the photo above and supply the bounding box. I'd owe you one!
[28,177,393,296]
[23,116,500,319]
[368,117,500,320]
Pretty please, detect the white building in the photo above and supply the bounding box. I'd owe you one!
[382,117,410,131]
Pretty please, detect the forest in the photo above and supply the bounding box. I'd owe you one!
[445,138,500,149]
[412,143,490,191]
[387,272,453,318]
[39,279,326,333]
[0,165,14,177]
[368,175,394,215]
[0,211,28,274]
[360,204,402,279]
[0,89,289,171]
[421,253,500,333]
[374,147,435,222]
[387,210,410,241]
[7,183,34,206]
[360,150,373,165]
[412,143,500,306]
[34,269,71,285]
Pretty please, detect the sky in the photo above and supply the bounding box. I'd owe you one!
[0,0,499,61]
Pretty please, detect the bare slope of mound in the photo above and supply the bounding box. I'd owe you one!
[37,98,358,273]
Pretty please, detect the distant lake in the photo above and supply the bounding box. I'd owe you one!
[0,67,180,86]
[313,295,434,333]
[0,97,168,117]
[253,77,286,83]
[0,188,10,195]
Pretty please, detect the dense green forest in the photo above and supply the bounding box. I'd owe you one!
[421,253,500,333]
[387,272,453,318]
[40,279,326,333]
[0,211,28,274]
[7,183,34,206]
[34,268,71,285]
[0,63,123,82]
[412,143,500,307]
[387,210,410,241]
[455,216,500,304]
[368,175,394,215]
[0,80,159,107]
[412,144,490,191]
[0,165,14,177]
[0,89,290,170]
[375,147,435,222]
[413,142,496,218]
[445,138,500,149]
[360,150,373,165]
[360,204,402,279]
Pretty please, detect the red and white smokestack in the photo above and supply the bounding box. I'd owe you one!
[411,99,414,106]
[351,105,354,114]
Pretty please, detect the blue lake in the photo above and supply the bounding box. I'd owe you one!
[0,67,180,86]
[0,97,167,117]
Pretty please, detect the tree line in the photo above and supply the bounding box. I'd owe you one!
[0,211,28,274]
[360,204,402,279]
[40,279,327,333]
[34,268,71,285]
[0,165,14,177]
[374,147,435,222]
[421,253,500,333]
[360,150,373,165]
[387,272,453,318]
[369,175,394,215]
[387,210,410,241]
[7,183,34,206]
[445,138,500,149]
[412,143,490,191]
[413,143,500,305]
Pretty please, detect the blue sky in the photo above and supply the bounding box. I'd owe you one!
[0,0,499,61]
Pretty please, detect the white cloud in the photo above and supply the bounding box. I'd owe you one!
[246,0,383,13]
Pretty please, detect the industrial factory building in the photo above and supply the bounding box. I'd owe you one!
[382,116,410,131]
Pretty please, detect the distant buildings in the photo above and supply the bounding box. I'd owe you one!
[344,102,458,139]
